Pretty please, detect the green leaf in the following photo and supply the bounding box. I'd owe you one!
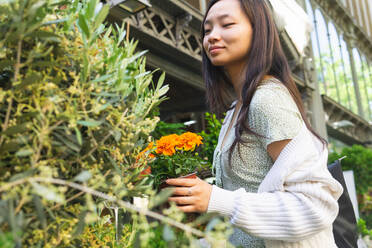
[42,18,68,26]
[73,171,92,182]
[0,60,14,70]
[77,119,102,127]
[125,50,147,65]
[53,132,81,152]
[74,127,82,146]
[15,148,33,157]
[86,0,97,20]
[192,213,217,227]
[9,169,37,182]
[156,72,165,91]
[205,217,221,232]
[104,151,122,175]
[28,30,60,42]
[0,141,20,153]
[33,195,47,229]
[94,3,109,30]
[90,74,112,83]
[162,225,175,242]
[157,85,169,98]
[16,72,42,90]
[78,13,90,38]
[1,123,30,135]
[73,211,87,237]
[148,188,173,209]
[31,182,64,203]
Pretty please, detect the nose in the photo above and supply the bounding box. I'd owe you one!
[207,28,221,44]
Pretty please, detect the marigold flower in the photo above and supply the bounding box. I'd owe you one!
[140,165,151,176]
[177,132,203,151]
[136,142,154,160]
[155,134,180,156]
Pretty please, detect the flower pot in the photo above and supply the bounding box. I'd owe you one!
[156,172,200,223]
[158,171,198,190]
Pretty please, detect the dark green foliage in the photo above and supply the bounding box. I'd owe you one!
[357,218,372,239]
[328,145,372,195]
[151,121,186,140]
[198,112,224,163]
[328,145,372,229]
[0,0,168,246]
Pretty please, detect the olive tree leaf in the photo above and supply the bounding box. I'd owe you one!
[93,3,109,30]
[162,225,176,242]
[78,13,90,38]
[32,195,47,229]
[31,182,64,204]
[77,119,102,127]
[73,171,92,182]
[148,188,173,209]
[15,149,33,157]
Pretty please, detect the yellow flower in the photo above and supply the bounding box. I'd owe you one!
[155,134,180,156]
[177,132,203,151]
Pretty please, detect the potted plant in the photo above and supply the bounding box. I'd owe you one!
[137,132,209,189]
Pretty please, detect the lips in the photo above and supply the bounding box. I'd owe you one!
[209,46,224,52]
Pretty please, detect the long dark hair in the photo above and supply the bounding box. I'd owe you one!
[201,0,326,162]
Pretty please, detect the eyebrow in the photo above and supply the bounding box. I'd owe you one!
[204,14,232,25]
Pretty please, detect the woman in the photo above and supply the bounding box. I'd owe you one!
[166,0,343,247]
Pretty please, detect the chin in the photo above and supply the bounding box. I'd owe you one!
[210,59,227,67]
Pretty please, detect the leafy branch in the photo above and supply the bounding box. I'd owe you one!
[0,177,206,238]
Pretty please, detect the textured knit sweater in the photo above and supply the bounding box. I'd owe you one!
[207,86,343,247]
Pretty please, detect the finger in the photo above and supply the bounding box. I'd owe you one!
[165,178,197,187]
[168,196,195,205]
[177,205,196,213]
[170,187,191,196]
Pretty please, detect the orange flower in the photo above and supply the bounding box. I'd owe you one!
[140,166,151,176]
[155,134,180,156]
[136,142,155,160]
[177,132,203,151]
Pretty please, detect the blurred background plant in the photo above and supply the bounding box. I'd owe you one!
[0,0,233,247]
[151,120,186,140]
[198,112,224,164]
[328,145,372,237]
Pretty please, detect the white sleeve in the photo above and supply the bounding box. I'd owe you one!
[207,132,343,241]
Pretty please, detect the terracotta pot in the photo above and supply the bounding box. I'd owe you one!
[158,172,197,190]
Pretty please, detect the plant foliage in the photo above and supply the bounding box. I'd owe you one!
[328,145,372,229]
[0,0,234,246]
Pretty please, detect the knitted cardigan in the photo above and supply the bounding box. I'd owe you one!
[207,123,343,247]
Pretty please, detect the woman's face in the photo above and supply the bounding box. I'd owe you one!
[203,0,253,67]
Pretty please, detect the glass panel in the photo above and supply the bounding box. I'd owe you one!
[339,36,358,113]
[352,48,368,119]
[313,8,331,95]
[314,9,334,98]
[306,0,326,94]
[327,22,341,103]
[359,53,372,121]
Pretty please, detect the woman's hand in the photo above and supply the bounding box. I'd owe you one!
[165,177,212,213]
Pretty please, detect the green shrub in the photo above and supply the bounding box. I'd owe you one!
[357,218,372,240]
[0,1,234,247]
[0,0,168,246]
[329,145,372,229]
[151,121,186,140]
[328,145,372,195]
[198,112,224,163]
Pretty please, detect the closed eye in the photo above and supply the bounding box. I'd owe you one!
[223,23,235,27]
